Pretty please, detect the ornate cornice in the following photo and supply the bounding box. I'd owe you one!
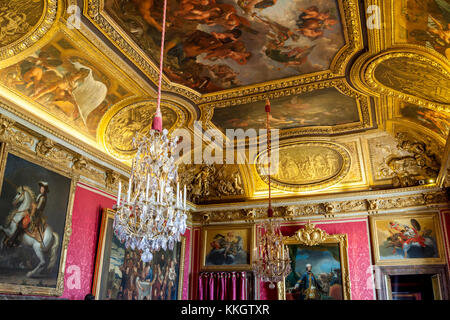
[0,113,127,194]
[193,189,448,224]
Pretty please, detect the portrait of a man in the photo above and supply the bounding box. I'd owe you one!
[284,244,344,300]
[0,152,72,291]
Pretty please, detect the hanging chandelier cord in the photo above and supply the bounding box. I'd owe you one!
[265,99,273,218]
[152,0,168,132]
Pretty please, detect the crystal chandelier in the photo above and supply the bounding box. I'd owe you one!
[252,99,291,289]
[113,0,187,263]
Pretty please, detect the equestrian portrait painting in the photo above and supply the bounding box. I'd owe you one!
[0,147,74,296]
[370,213,445,265]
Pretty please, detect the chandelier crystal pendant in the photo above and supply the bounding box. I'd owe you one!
[252,99,291,289]
[113,0,187,263]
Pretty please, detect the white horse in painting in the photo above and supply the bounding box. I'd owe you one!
[0,186,59,277]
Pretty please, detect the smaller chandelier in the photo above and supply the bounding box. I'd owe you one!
[114,128,188,263]
[253,218,291,289]
[252,99,291,289]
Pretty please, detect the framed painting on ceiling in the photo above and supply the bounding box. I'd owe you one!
[92,208,186,300]
[278,223,350,300]
[200,224,255,271]
[0,142,76,296]
[370,212,445,266]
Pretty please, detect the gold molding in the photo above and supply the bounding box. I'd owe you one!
[0,113,128,195]
[278,223,351,300]
[193,189,448,224]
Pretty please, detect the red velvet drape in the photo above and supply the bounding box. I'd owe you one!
[198,272,250,300]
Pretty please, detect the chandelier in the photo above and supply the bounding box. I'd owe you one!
[252,99,291,289]
[113,0,187,263]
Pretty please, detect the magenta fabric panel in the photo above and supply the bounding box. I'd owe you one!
[198,272,251,300]
[239,272,246,300]
[198,275,204,300]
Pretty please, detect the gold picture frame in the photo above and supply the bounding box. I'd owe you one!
[200,224,255,271]
[0,142,77,296]
[369,212,446,266]
[92,208,186,300]
[278,223,351,300]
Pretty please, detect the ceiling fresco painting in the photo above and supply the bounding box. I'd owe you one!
[398,102,450,139]
[0,31,135,138]
[0,0,449,203]
[393,0,450,59]
[211,87,359,131]
[104,0,345,93]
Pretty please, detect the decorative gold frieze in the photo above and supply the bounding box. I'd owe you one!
[193,190,448,223]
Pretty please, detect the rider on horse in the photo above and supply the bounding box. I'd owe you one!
[4,181,48,248]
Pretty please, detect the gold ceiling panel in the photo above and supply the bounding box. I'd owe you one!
[83,0,364,101]
[97,97,190,160]
[0,0,62,67]
[201,78,375,141]
[255,140,351,192]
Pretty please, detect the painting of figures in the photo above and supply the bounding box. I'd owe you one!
[399,103,450,138]
[211,87,360,131]
[0,150,73,295]
[0,32,133,137]
[201,225,254,270]
[93,209,185,300]
[105,0,345,92]
[283,244,344,300]
[394,0,450,59]
[370,213,445,265]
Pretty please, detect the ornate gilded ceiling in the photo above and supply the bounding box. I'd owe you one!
[0,0,448,206]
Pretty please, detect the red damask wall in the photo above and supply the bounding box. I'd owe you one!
[260,218,375,300]
[190,218,375,300]
[61,184,116,299]
[61,183,192,300]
